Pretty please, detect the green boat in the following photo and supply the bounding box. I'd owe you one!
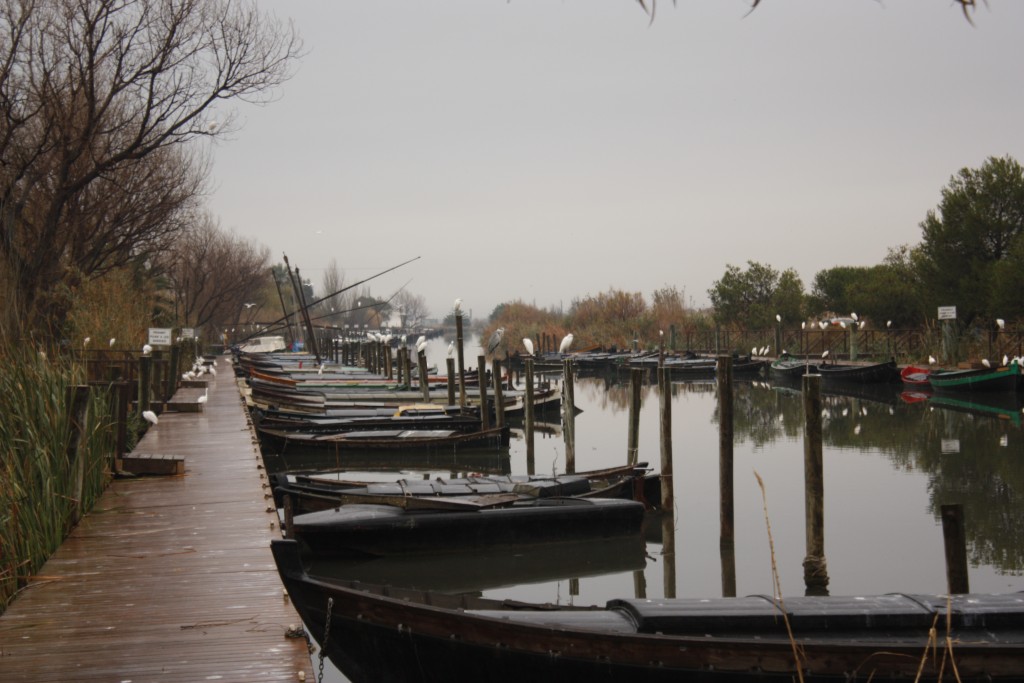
[929,361,1021,393]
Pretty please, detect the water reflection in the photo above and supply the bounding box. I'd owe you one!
[282,353,1024,683]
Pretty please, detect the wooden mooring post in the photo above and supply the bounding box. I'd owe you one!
[138,354,152,415]
[658,366,673,512]
[717,354,736,598]
[66,385,90,526]
[417,350,430,402]
[562,359,576,473]
[456,310,467,407]
[524,358,535,474]
[802,373,830,596]
[478,355,490,430]
[446,357,456,405]
[492,359,505,428]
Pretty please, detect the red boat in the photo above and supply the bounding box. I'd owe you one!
[900,364,932,386]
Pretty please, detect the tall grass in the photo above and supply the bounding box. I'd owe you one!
[0,347,114,613]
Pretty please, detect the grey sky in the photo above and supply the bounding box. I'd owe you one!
[206,1,1024,322]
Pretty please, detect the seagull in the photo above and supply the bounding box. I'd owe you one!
[559,333,574,354]
[142,410,158,425]
[486,327,505,355]
[243,302,256,309]
[522,338,534,356]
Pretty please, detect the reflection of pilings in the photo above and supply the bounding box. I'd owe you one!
[717,355,736,598]
[562,359,576,473]
[525,358,535,475]
[662,512,677,599]
[802,373,830,596]
[627,368,643,465]
[941,503,970,594]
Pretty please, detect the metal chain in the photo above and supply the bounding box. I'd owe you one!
[317,596,334,683]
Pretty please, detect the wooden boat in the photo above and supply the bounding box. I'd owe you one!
[258,425,509,455]
[272,463,659,516]
[928,361,1021,394]
[817,359,900,384]
[900,364,933,386]
[254,407,482,435]
[288,497,646,558]
[272,538,1024,682]
[770,354,818,379]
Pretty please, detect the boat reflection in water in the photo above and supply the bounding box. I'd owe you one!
[307,533,648,595]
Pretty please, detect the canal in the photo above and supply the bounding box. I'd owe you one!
[290,337,1024,681]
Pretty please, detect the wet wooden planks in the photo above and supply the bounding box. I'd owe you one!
[0,364,313,682]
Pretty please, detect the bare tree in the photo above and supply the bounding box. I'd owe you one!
[163,214,271,335]
[393,290,429,330]
[0,0,302,337]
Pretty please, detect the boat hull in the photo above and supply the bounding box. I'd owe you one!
[272,540,1024,683]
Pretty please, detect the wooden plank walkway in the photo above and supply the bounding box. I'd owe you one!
[0,364,314,682]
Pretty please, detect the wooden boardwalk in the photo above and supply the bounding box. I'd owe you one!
[0,363,314,682]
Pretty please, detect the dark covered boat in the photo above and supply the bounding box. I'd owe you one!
[272,463,658,516]
[817,359,900,384]
[258,425,509,455]
[288,497,645,558]
[769,353,817,379]
[273,538,1024,682]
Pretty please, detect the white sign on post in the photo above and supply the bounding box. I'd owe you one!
[179,327,195,339]
[937,306,957,321]
[148,328,172,346]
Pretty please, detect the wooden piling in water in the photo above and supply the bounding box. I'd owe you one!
[525,358,535,474]
[446,357,456,405]
[402,349,412,389]
[627,367,643,465]
[562,359,576,473]
[456,312,467,407]
[717,354,736,598]
[492,359,505,428]
[417,350,430,402]
[478,355,490,430]
[941,503,970,594]
[802,373,830,596]
[658,366,674,513]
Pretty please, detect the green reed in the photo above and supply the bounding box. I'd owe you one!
[0,347,114,613]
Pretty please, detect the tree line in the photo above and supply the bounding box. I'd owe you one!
[486,156,1024,357]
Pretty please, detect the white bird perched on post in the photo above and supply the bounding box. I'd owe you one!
[996,318,1006,329]
[447,341,454,357]
[819,321,828,330]
[416,335,426,349]
[982,358,991,368]
[142,410,158,425]
[559,333,574,354]
[453,298,462,315]
[522,338,534,356]
[929,355,937,365]
[775,314,781,323]
[851,312,859,322]
[416,340,427,354]
[486,327,505,356]
[109,338,116,347]
[83,337,90,347]
[142,344,152,355]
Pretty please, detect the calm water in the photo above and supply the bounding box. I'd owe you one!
[290,337,1024,681]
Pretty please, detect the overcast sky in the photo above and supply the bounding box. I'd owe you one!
[206,1,1024,322]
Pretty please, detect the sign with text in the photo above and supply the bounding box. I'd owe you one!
[148,328,172,346]
[179,327,195,339]
[937,306,957,320]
